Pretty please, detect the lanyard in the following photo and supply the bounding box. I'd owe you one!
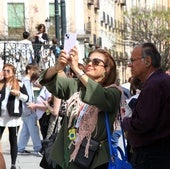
[75,104,89,128]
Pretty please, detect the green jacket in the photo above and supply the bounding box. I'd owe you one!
[39,72,121,169]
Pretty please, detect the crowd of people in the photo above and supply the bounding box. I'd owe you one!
[9,23,61,77]
[0,29,170,169]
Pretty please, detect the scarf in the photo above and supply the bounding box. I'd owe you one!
[66,92,99,162]
[66,84,122,162]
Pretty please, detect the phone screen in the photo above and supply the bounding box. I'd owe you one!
[64,33,77,56]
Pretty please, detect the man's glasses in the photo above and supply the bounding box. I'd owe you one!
[128,57,143,64]
[3,69,11,73]
[84,58,107,67]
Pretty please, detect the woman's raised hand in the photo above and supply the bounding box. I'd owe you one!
[55,50,69,71]
[68,46,80,72]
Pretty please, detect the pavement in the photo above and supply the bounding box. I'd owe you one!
[1,126,125,169]
[1,128,43,169]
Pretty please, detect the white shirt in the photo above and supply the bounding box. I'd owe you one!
[36,87,51,120]
[18,39,34,62]
[0,87,22,127]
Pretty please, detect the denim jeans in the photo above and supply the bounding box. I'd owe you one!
[18,113,42,152]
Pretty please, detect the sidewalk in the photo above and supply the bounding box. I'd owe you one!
[1,128,125,169]
[1,128,42,169]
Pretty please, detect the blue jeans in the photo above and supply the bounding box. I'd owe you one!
[18,113,42,152]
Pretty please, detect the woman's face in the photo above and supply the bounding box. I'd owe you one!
[3,66,14,80]
[39,26,45,33]
[84,52,108,83]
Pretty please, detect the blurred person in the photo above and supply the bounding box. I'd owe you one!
[116,78,131,100]
[38,47,121,169]
[28,86,61,140]
[41,96,61,139]
[129,77,142,96]
[50,37,61,60]
[122,42,170,169]
[0,64,28,169]
[17,63,42,157]
[33,24,49,64]
[127,77,143,111]
[33,85,51,122]
[122,77,143,161]
[18,31,34,65]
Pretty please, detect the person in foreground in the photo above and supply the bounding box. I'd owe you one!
[39,47,121,169]
[122,42,170,169]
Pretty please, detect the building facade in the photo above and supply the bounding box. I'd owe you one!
[0,0,169,82]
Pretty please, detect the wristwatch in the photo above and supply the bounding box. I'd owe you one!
[76,70,85,79]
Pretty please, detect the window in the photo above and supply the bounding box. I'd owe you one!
[49,3,55,17]
[49,3,55,37]
[8,3,24,28]
[8,3,25,39]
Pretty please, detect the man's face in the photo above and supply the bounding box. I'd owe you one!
[128,46,147,81]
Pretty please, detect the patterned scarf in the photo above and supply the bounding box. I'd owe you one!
[66,84,121,162]
[66,92,99,162]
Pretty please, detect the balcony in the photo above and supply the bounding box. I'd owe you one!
[100,12,106,23]
[87,0,94,5]
[119,0,126,6]
[84,22,91,34]
[94,0,100,10]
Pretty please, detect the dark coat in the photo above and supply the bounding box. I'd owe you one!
[123,69,170,148]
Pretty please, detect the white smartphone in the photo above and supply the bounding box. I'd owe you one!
[64,32,77,56]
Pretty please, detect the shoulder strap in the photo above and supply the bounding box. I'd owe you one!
[118,108,128,160]
[105,112,129,161]
[105,112,114,158]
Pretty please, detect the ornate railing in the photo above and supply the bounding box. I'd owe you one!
[0,41,56,79]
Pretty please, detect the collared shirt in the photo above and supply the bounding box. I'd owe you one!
[35,86,51,119]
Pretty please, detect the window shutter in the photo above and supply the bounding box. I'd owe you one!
[8,3,24,28]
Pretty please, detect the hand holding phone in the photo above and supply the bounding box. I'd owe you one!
[64,32,77,57]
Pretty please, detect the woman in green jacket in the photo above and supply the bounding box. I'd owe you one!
[39,47,121,169]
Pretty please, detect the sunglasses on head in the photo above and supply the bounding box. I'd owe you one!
[84,58,107,67]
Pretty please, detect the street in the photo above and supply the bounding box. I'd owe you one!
[2,128,42,169]
[1,127,125,169]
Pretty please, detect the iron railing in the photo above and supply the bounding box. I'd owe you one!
[0,41,56,79]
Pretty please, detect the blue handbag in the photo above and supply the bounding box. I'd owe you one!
[105,112,132,169]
